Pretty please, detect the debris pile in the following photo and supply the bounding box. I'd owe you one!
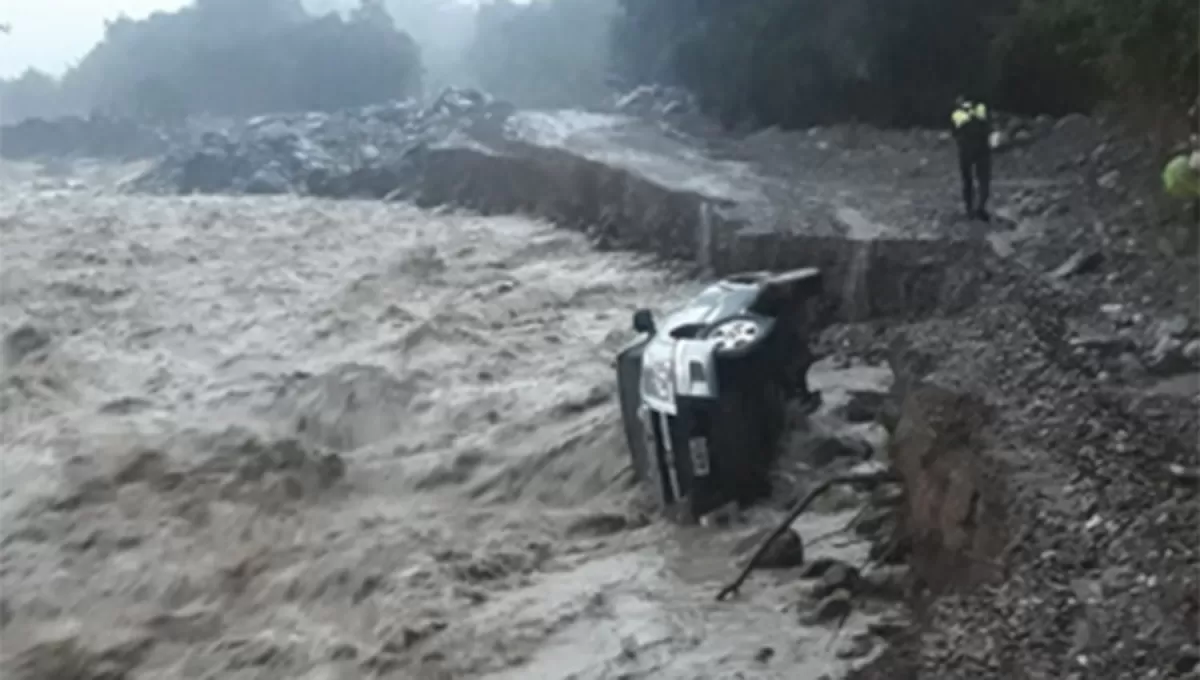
[125,87,515,198]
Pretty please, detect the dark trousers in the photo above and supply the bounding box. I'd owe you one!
[958,145,992,214]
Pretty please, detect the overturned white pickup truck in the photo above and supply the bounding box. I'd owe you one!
[615,268,823,522]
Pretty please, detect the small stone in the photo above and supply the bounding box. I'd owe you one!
[360,651,402,675]
[807,434,873,467]
[754,646,775,664]
[1175,646,1200,674]
[1050,249,1103,279]
[839,390,888,423]
[756,528,805,568]
[329,643,358,661]
[813,563,861,599]
[1182,339,1200,364]
[867,615,910,638]
[1097,170,1120,190]
[1117,352,1145,377]
[846,459,893,482]
[3,323,51,366]
[1045,201,1070,217]
[806,589,853,624]
[861,567,908,600]
[854,508,894,538]
[1156,315,1191,338]
[1168,464,1200,486]
[1146,336,1192,376]
[835,633,874,660]
[800,556,841,579]
[698,501,739,528]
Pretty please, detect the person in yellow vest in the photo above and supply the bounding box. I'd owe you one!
[1163,149,1200,229]
[1162,150,1200,200]
[951,95,993,221]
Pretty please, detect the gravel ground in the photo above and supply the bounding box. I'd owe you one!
[707,115,1199,678]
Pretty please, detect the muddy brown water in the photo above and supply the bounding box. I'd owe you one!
[0,161,894,679]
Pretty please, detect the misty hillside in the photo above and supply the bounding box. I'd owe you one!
[1,0,422,122]
[1,0,1196,133]
[0,0,617,123]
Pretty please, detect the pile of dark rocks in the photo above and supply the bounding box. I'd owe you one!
[125,87,515,198]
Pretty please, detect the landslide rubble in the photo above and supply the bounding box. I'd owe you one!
[126,87,514,197]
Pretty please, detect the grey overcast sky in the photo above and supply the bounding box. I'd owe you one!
[1,0,192,78]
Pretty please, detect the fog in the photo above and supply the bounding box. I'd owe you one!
[301,0,479,91]
[0,0,483,80]
[0,0,191,79]
[0,0,616,124]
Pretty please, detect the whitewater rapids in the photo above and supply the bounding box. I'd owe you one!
[0,162,887,679]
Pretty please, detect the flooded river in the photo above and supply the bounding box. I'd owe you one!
[0,162,890,679]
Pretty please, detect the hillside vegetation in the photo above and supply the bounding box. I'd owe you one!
[611,0,1198,129]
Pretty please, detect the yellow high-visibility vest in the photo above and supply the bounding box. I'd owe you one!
[952,102,988,128]
[1163,154,1200,199]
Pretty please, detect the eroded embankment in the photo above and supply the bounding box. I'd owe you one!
[861,283,1199,679]
[390,114,996,324]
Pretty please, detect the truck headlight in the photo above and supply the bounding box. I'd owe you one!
[639,337,677,414]
[708,318,762,352]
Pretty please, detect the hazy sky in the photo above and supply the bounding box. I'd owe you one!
[0,0,516,80]
[1,0,194,78]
